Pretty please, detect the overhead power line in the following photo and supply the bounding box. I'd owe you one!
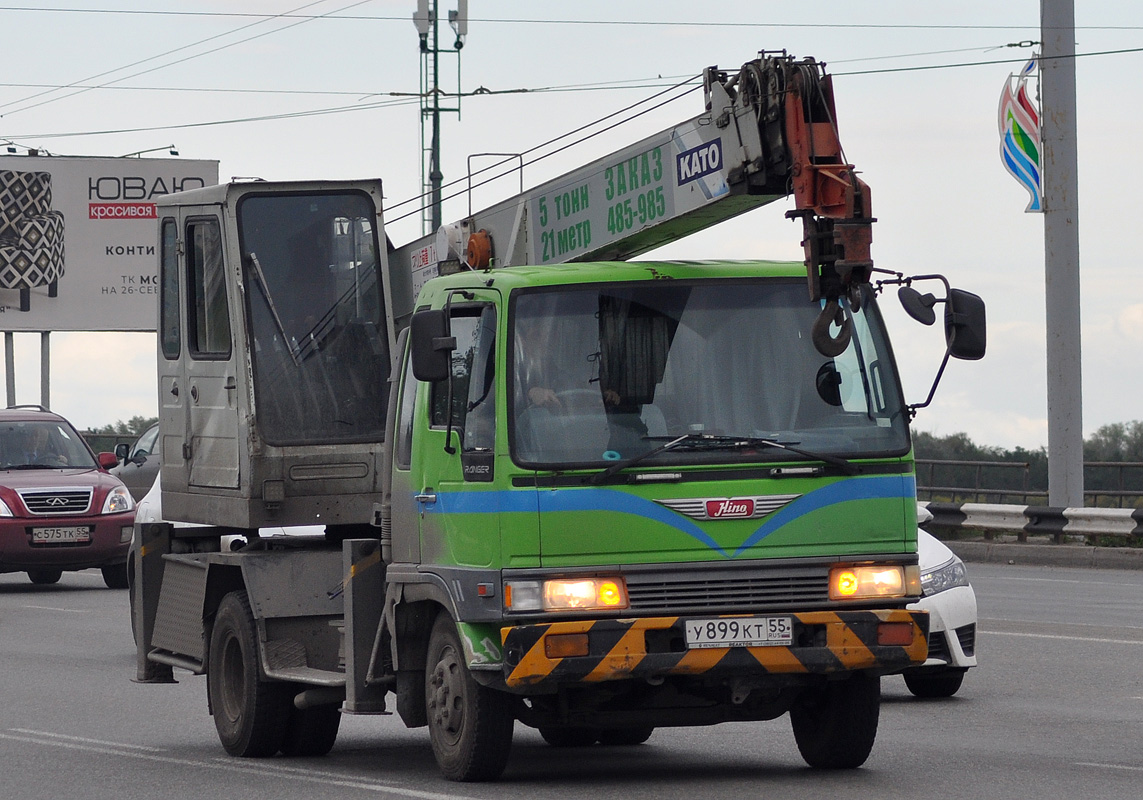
[0,0,369,117]
[1,7,1132,31]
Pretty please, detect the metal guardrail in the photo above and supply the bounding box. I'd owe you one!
[916,459,1143,508]
[921,501,1143,544]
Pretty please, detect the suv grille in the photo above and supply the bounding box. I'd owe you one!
[19,488,93,515]
[625,567,830,613]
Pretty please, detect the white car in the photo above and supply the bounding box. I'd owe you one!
[903,525,978,697]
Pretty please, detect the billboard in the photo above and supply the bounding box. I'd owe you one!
[0,155,218,331]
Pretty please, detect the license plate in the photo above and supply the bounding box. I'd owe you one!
[684,616,793,649]
[31,526,92,544]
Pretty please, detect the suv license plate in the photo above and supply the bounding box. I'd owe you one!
[685,616,793,649]
[32,527,92,544]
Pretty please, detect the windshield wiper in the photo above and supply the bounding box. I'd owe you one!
[589,434,696,484]
[591,434,857,483]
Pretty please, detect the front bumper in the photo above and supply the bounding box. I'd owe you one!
[910,584,977,669]
[501,609,929,688]
[0,512,134,571]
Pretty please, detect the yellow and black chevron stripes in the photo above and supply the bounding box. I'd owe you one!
[501,609,928,688]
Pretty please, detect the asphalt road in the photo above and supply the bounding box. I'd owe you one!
[1,562,1141,800]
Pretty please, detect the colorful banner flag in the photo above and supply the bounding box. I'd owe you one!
[999,57,1043,213]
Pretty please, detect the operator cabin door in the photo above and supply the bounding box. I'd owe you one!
[159,207,240,492]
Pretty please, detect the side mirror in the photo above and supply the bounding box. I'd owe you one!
[114,442,130,462]
[98,452,119,469]
[945,289,986,361]
[410,309,455,382]
[898,286,937,326]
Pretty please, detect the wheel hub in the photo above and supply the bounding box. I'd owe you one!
[428,646,464,740]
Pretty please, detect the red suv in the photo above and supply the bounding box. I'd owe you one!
[0,406,135,588]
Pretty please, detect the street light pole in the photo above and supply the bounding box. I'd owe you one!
[1040,0,1083,508]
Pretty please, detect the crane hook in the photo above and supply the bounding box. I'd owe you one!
[811,298,852,357]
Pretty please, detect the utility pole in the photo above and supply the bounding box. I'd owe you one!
[413,0,467,235]
[1040,0,1083,508]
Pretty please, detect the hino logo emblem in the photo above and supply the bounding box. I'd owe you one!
[655,494,801,521]
[46,497,68,506]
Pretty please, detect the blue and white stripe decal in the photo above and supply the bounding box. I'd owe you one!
[423,475,915,559]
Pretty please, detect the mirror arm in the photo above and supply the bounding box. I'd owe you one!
[907,345,953,419]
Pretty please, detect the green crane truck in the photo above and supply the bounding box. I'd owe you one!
[132,53,986,781]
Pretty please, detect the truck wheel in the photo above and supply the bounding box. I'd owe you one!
[425,613,514,781]
[208,591,290,757]
[904,668,965,699]
[539,727,599,747]
[789,673,880,769]
[280,703,342,757]
[27,568,62,585]
[598,726,654,746]
[101,563,129,589]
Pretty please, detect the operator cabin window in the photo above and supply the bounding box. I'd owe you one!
[186,218,231,357]
[159,218,180,359]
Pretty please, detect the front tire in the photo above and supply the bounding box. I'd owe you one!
[598,726,654,746]
[790,673,880,769]
[280,703,342,757]
[539,727,599,747]
[904,668,966,699]
[425,613,514,781]
[208,591,290,757]
[27,568,62,585]
[102,563,129,589]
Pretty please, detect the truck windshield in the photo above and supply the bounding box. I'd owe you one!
[237,191,389,445]
[510,279,908,468]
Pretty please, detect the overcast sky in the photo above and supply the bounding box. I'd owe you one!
[1,1,1139,450]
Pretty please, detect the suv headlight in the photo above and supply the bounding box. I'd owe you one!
[921,556,970,596]
[101,485,135,514]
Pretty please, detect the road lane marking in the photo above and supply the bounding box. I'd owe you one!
[19,605,89,613]
[978,575,1142,588]
[1075,762,1143,773]
[10,728,164,752]
[983,630,1143,646]
[0,730,479,799]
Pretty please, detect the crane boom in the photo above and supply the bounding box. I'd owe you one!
[391,52,873,320]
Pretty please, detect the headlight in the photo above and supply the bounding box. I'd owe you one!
[505,578,629,612]
[0,497,12,517]
[829,564,920,601]
[921,556,969,596]
[101,485,135,514]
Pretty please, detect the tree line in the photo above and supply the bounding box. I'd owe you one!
[915,421,1143,505]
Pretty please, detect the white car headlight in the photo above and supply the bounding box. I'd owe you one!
[921,556,970,596]
[101,485,136,514]
[0,497,12,517]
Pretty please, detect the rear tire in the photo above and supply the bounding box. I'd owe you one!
[27,568,62,585]
[598,726,654,746]
[539,727,599,747]
[425,612,514,781]
[208,591,290,757]
[102,563,129,589]
[904,668,966,698]
[280,703,342,757]
[790,673,880,769]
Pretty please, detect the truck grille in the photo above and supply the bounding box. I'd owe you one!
[19,487,93,515]
[625,567,830,614]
